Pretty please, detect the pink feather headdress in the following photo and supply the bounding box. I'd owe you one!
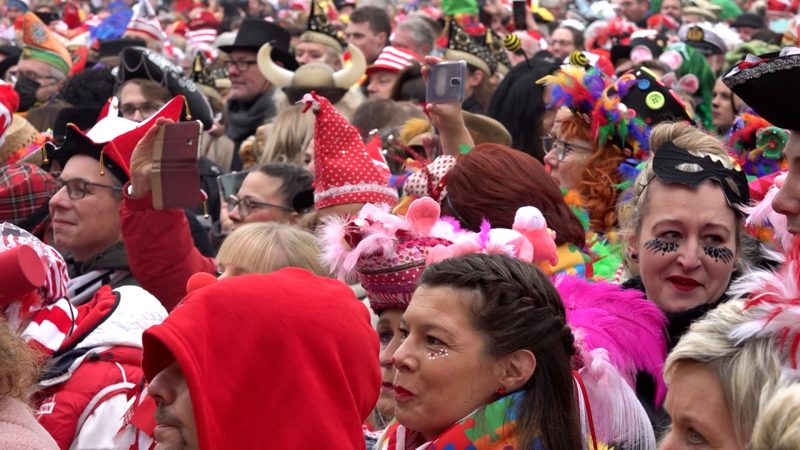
[319,198,559,312]
[555,274,667,448]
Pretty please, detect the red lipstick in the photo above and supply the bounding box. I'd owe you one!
[667,276,702,292]
[394,385,415,401]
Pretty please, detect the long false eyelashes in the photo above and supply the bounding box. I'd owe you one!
[704,246,734,264]
[644,238,679,255]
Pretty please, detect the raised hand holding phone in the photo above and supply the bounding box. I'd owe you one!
[151,121,203,210]
[421,56,475,157]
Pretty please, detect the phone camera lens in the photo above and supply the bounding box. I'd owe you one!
[449,78,461,86]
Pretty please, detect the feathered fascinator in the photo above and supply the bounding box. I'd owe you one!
[726,112,788,179]
[537,65,609,118]
[729,237,800,369]
[319,197,559,312]
[555,275,666,448]
[592,79,650,160]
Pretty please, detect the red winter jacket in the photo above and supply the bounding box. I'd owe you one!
[34,346,143,449]
[30,285,167,449]
[120,191,215,311]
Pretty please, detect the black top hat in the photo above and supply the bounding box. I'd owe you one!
[724,50,800,130]
[218,18,298,70]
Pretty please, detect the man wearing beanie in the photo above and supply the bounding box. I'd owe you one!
[14,12,71,120]
[142,269,380,449]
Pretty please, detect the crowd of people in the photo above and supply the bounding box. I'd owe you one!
[0,0,800,448]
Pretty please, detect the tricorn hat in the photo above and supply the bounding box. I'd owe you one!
[116,46,214,130]
[723,48,800,130]
[45,96,185,183]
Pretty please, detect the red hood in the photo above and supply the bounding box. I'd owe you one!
[142,268,380,450]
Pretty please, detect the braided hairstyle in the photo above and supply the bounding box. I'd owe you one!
[420,253,581,450]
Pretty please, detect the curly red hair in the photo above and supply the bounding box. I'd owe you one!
[558,114,624,233]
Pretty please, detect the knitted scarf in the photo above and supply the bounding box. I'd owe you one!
[225,90,277,144]
[376,391,544,450]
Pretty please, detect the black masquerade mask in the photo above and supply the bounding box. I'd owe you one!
[652,141,750,208]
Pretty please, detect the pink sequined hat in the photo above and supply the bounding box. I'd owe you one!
[320,197,456,312]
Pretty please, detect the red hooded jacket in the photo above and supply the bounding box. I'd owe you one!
[141,268,381,449]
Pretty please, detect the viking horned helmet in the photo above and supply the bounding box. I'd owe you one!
[257,43,366,89]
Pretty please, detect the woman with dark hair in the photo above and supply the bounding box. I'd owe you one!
[487,54,560,161]
[443,143,590,275]
[378,253,581,450]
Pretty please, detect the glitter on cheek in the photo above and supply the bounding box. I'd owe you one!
[704,246,734,264]
[427,348,449,360]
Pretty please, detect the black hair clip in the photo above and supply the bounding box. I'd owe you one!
[652,140,750,207]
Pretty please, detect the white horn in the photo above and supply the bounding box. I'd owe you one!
[332,44,366,89]
[257,43,294,88]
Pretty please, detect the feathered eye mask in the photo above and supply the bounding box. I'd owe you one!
[652,141,750,208]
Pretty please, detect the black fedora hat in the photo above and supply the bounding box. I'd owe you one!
[218,18,298,70]
[723,49,800,130]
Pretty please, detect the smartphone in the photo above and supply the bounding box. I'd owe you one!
[426,61,467,104]
[151,121,203,210]
[217,171,249,201]
[513,0,527,31]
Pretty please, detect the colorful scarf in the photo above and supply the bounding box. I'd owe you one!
[376,391,544,450]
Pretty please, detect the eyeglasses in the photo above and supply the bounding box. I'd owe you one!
[48,178,123,200]
[542,136,594,161]
[224,60,259,72]
[120,102,163,120]
[226,195,293,218]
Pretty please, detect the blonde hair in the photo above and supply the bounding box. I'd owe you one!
[749,380,800,450]
[617,122,743,271]
[664,300,784,444]
[216,222,329,277]
[0,319,39,402]
[259,104,315,166]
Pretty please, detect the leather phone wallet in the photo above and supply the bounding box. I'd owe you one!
[151,121,202,210]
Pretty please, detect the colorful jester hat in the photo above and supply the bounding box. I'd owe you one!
[726,112,788,179]
[536,63,609,120]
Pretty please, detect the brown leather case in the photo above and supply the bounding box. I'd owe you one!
[151,121,202,210]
